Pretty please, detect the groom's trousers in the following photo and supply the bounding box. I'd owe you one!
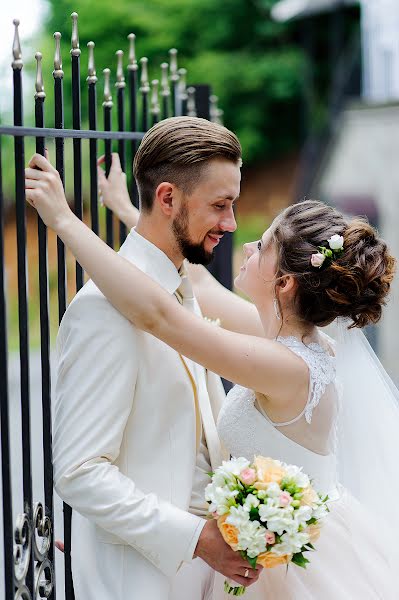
[169,558,215,600]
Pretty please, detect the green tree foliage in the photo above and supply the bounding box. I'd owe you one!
[42,0,306,164]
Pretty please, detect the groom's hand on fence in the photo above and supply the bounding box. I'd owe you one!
[194,519,262,587]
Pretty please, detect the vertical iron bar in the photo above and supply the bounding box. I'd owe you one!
[0,133,14,600]
[53,33,67,322]
[71,12,83,290]
[150,79,160,127]
[87,42,99,236]
[34,51,56,599]
[103,68,113,248]
[127,34,139,209]
[140,57,150,131]
[12,20,34,594]
[116,50,127,244]
[161,62,170,120]
[178,68,187,116]
[169,49,179,116]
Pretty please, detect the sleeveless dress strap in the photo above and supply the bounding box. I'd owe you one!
[265,336,336,426]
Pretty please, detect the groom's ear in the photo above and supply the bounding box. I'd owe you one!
[155,182,176,216]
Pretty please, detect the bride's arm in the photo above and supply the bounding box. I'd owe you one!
[188,264,263,336]
[25,154,307,402]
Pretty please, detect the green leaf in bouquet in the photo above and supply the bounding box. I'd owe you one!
[246,554,258,570]
[249,507,260,521]
[306,517,317,525]
[292,552,310,569]
[303,543,315,551]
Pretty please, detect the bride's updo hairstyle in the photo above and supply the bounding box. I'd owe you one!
[271,200,396,328]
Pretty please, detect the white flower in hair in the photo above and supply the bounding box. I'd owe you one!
[327,234,344,251]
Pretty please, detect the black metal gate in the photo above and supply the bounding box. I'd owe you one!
[0,12,232,600]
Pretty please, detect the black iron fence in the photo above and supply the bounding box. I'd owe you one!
[0,13,231,600]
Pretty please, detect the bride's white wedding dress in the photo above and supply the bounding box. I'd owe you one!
[213,335,396,599]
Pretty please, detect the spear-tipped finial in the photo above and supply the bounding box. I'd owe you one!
[71,12,81,57]
[160,62,170,97]
[209,95,219,122]
[187,86,197,117]
[127,33,138,71]
[87,41,97,84]
[150,79,160,116]
[102,68,113,107]
[169,48,179,82]
[178,67,187,100]
[12,19,23,69]
[34,52,45,99]
[53,32,64,78]
[115,50,126,89]
[140,57,150,93]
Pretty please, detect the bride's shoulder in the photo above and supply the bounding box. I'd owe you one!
[316,329,337,357]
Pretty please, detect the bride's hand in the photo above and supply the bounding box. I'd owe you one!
[25,153,73,232]
[97,153,139,229]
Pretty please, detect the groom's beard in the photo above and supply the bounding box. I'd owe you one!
[172,202,221,265]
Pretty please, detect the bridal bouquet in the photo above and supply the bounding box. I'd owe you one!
[205,456,329,596]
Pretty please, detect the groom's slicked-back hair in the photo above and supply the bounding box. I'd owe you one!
[133,116,242,212]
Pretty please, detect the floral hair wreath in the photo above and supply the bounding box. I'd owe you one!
[310,234,344,269]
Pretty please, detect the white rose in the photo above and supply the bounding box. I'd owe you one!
[258,497,280,522]
[312,502,329,521]
[327,234,344,251]
[205,484,238,515]
[265,508,296,536]
[272,531,310,556]
[293,505,313,527]
[243,494,260,512]
[227,505,250,528]
[237,520,267,557]
[284,465,310,489]
[220,457,250,477]
[265,482,282,498]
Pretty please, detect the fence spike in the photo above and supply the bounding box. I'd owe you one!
[102,68,113,108]
[150,79,160,116]
[187,86,197,117]
[127,33,138,71]
[12,19,23,69]
[87,41,97,84]
[115,50,126,89]
[34,51,46,99]
[160,62,170,97]
[140,57,150,93]
[71,12,81,57]
[53,32,64,78]
[178,67,187,100]
[169,48,179,82]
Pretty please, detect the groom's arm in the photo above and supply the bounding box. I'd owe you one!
[53,290,204,578]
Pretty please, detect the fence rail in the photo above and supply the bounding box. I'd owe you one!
[0,11,229,600]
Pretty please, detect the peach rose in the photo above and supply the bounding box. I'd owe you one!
[253,456,286,487]
[257,551,291,569]
[300,486,319,507]
[305,523,321,543]
[217,515,239,549]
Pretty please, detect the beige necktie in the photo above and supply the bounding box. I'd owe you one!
[175,269,223,469]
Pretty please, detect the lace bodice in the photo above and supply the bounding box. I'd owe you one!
[217,336,339,494]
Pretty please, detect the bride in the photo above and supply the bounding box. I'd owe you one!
[25,152,398,598]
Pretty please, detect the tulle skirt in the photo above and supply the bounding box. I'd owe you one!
[212,486,396,600]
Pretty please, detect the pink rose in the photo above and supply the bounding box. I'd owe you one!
[311,253,325,268]
[265,530,276,545]
[279,491,293,507]
[239,468,257,486]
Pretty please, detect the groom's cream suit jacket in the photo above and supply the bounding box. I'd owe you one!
[53,229,226,599]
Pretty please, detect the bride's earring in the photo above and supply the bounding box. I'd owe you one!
[273,297,281,320]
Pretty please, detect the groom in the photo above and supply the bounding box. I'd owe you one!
[53,117,261,599]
